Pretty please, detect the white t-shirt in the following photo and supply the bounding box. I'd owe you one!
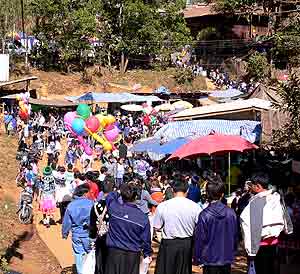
[153,196,202,239]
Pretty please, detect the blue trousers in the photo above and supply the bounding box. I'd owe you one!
[72,237,91,274]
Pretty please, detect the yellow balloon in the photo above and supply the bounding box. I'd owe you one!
[91,132,106,144]
[103,141,112,151]
[20,106,27,112]
[95,114,107,128]
[19,101,24,107]
[105,115,116,125]
[16,95,21,101]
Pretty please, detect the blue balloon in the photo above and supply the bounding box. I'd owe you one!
[72,118,85,136]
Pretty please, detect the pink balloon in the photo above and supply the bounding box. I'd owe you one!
[64,111,77,129]
[85,116,100,133]
[104,125,119,142]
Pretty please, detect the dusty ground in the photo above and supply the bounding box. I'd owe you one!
[7,66,211,99]
[0,133,61,274]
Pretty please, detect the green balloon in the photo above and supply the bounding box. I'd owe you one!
[76,104,91,120]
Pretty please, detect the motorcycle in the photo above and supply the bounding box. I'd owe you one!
[17,186,33,224]
[16,166,27,188]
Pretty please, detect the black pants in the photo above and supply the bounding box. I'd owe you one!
[203,265,231,274]
[254,245,279,274]
[105,248,140,274]
[59,201,70,222]
[155,237,193,274]
[95,235,108,274]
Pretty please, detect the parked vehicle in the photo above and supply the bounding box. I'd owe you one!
[17,186,33,224]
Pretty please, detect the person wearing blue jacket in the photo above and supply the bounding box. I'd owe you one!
[105,183,152,274]
[62,184,94,274]
[194,175,238,274]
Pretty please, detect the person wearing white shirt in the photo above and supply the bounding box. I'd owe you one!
[153,180,202,274]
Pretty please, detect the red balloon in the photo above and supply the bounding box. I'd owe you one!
[85,116,100,133]
[143,115,150,126]
[19,111,29,121]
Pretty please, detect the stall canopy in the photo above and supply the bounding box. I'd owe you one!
[209,88,243,99]
[1,94,78,107]
[65,92,162,103]
[154,119,262,143]
[130,137,190,155]
[171,98,271,120]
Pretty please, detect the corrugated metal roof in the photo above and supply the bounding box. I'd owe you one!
[171,98,271,120]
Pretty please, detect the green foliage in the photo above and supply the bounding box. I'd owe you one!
[272,69,300,151]
[213,0,257,14]
[273,16,300,68]
[197,27,218,41]
[97,0,191,69]
[247,52,269,80]
[29,0,192,71]
[174,68,194,85]
[30,0,100,71]
[0,257,8,272]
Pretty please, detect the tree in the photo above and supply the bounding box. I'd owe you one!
[0,0,23,52]
[30,0,99,71]
[272,69,300,152]
[97,0,191,72]
[29,0,191,72]
[273,14,300,68]
[247,52,270,80]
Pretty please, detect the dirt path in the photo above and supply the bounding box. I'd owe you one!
[0,133,61,274]
[34,210,74,269]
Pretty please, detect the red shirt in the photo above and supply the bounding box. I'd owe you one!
[86,181,99,201]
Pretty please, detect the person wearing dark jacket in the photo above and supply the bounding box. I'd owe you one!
[104,183,152,274]
[187,176,201,203]
[194,175,238,274]
[90,182,113,274]
[118,139,128,159]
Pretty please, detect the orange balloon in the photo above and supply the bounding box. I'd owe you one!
[95,114,107,128]
[105,115,116,125]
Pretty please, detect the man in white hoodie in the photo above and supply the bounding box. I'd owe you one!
[240,172,293,274]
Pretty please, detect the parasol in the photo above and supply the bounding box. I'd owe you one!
[168,133,258,194]
[172,100,193,110]
[154,103,175,112]
[121,104,143,112]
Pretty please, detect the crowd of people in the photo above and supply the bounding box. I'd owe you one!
[191,64,259,94]
[4,104,300,274]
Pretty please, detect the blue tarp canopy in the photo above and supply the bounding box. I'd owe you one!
[65,92,162,103]
[130,137,190,155]
[154,86,170,95]
[154,120,262,143]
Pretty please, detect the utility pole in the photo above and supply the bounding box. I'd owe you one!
[20,0,28,68]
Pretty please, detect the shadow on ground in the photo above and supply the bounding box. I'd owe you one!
[61,265,77,274]
[2,231,33,264]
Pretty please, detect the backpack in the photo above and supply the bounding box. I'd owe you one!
[94,202,109,237]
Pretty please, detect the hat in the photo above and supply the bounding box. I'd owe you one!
[43,166,52,176]
[4,111,7,114]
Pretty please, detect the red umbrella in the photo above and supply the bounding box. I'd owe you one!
[168,134,258,194]
[168,134,258,160]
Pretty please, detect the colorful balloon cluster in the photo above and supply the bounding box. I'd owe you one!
[16,92,31,121]
[64,104,120,155]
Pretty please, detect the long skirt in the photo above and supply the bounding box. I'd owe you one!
[95,235,108,274]
[154,237,193,274]
[105,248,140,274]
